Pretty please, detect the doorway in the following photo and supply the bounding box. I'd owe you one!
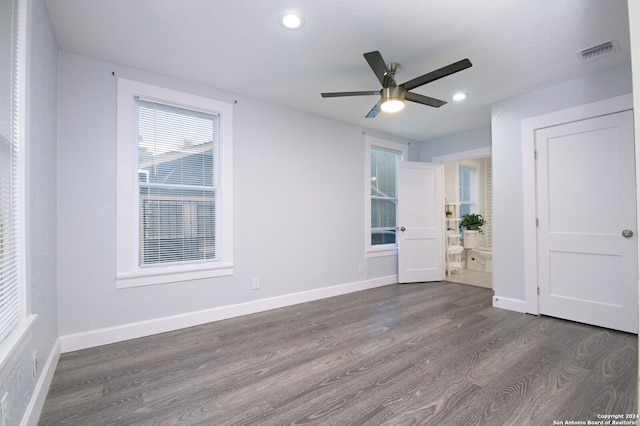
[433,147,493,290]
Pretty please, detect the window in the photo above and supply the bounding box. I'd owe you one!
[365,136,408,256]
[371,148,399,245]
[137,99,218,266]
[459,164,478,217]
[0,0,21,344]
[117,79,233,288]
[0,0,35,379]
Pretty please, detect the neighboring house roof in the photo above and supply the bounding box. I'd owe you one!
[139,141,214,187]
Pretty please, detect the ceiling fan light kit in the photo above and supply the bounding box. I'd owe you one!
[380,86,405,113]
[321,51,472,118]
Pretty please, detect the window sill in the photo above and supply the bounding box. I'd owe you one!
[365,247,398,258]
[116,263,233,288]
[0,314,37,386]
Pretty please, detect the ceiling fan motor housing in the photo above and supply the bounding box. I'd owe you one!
[381,86,405,102]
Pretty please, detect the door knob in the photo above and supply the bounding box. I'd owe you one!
[622,229,634,238]
[400,227,406,232]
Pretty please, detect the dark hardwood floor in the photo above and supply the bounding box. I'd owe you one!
[39,281,637,425]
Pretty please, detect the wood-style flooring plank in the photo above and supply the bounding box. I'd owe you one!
[39,282,637,425]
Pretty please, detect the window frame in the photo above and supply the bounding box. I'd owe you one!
[458,161,479,217]
[116,79,233,288]
[364,136,408,258]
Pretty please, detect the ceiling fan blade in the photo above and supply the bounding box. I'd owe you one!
[365,102,381,118]
[401,58,472,91]
[321,90,380,98]
[363,51,390,87]
[405,92,447,108]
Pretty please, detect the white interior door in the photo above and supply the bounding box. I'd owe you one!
[536,110,638,333]
[398,162,444,283]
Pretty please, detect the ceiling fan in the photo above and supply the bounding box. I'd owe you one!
[321,51,472,118]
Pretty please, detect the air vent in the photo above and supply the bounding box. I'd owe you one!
[576,40,619,63]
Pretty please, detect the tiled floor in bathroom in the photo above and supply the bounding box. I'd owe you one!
[445,269,492,289]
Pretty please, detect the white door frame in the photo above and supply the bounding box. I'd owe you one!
[432,146,492,164]
[521,93,634,315]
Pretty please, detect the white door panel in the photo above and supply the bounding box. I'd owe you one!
[398,162,444,283]
[536,110,638,333]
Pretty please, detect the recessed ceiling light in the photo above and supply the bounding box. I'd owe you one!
[452,92,466,101]
[279,12,305,29]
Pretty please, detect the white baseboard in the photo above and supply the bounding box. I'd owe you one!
[492,295,528,313]
[21,340,60,426]
[60,275,398,353]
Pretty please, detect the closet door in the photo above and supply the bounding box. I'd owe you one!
[536,110,637,333]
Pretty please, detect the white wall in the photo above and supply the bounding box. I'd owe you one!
[420,125,491,160]
[56,52,417,345]
[443,162,458,204]
[492,63,632,301]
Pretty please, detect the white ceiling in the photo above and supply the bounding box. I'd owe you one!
[44,0,631,142]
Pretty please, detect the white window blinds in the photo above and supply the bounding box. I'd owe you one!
[0,0,22,342]
[0,136,20,342]
[136,98,220,266]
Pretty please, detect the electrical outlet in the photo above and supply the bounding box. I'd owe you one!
[252,277,260,290]
[2,392,9,426]
[358,263,364,273]
[32,351,38,377]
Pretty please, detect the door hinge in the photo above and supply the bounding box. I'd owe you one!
[534,150,537,160]
[537,286,540,295]
[536,218,539,227]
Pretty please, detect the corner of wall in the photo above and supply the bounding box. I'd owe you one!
[492,295,528,314]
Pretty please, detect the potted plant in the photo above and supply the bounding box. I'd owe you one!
[445,209,453,218]
[460,213,485,233]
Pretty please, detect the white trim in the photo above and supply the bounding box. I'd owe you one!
[492,295,528,313]
[16,0,28,322]
[60,276,398,353]
[0,314,35,386]
[116,263,233,288]
[365,248,398,258]
[521,93,633,315]
[20,339,60,426]
[116,78,234,288]
[432,146,492,164]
